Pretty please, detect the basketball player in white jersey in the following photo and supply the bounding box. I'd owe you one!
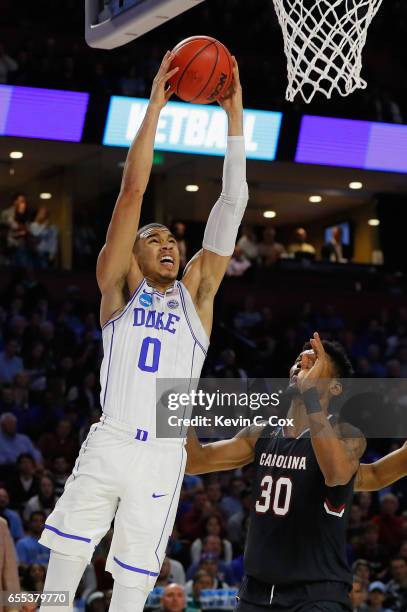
[39,52,248,611]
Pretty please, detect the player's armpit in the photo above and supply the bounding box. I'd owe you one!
[185,425,259,475]
[355,441,407,492]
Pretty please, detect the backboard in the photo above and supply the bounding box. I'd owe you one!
[85,0,206,49]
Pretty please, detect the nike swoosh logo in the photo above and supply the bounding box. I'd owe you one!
[152,493,168,499]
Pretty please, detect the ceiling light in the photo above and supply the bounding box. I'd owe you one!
[349,181,363,190]
[309,195,322,203]
[263,211,276,219]
[40,193,52,200]
[368,218,380,227]
[10,151,23,159]
[185,184,199,192]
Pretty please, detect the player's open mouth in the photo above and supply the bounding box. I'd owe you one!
[160,256,174,269]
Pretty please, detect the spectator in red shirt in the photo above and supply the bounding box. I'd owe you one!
[178,492,216,541]
[37,418,79,466]
[372,494,406,555]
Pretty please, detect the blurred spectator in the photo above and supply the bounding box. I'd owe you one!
[372,494,405,555]
[21,563,46,592]
[188,570,214,609]
[5,453,39,512]
[156,556,186,587]
[367,581,391,612]
[226,246,251,277]
[161,583,186,612]
[191,516,233,564]
[0,517,20,611]
[1,193,33,267]
[38,417,79,466]
[233,296,262,333]
[0,487,24,542]
[0,338,23,383]
[29,205,59,268]
[52,456,70,497]
[23,475,58,521]
[0,43,18,83]
[386,556,407,611]
[220,478,245,518]
[179,492,215,541]
[215,349,247,379]
[171,222,187,270]
[258,227,285,266]
[15,510,50,566]
[237,226,259,262]
[288,228,316,258]
[352,560,371,591]
[350,576,369,611]
[321,226,352,263]
[0,414,42,466]
[186,553,231,592]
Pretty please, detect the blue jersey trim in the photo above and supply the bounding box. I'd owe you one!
[178,284,207,356]
[103,321,115,408]
[101,279,146,330]
[44,524,91,543]
[113,556,159,576]
[154,445,186,572]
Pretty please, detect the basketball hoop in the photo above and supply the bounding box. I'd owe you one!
[272,0,384,103]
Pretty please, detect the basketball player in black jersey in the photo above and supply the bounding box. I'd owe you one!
[186,332,407,611]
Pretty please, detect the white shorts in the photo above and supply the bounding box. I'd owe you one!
[39,415,186,590]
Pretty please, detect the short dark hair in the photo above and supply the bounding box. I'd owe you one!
[17,453,35,465]
[135,223,169,242]
[302,339,354,379]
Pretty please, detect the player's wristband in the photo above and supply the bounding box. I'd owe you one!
[302,387,323,415]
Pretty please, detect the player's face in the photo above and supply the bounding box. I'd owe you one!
[136,229,180,283]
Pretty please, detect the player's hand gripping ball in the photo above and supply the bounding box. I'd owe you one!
[169,36,233,104]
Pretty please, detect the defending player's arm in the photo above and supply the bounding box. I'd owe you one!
[182,59,248,336]
[299,333,366,487]
[185,425,260,475]
[355,441,407,491]
[96,52,179,325]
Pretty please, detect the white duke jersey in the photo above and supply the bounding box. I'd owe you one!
[99,279,209,440]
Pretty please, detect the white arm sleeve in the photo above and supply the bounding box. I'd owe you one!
[203,135,249,256]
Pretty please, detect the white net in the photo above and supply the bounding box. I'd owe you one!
[272,0,385,103]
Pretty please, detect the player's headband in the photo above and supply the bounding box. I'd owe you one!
[137,223,169,240]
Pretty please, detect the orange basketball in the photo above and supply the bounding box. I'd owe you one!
[169,36,233,105]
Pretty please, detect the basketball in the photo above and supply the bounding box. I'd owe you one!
[169,36,233,104]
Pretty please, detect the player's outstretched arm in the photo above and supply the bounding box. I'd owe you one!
[355,442,407,491]
[97,52,179,324]
[182,59,248,336]
[185,425,259,475]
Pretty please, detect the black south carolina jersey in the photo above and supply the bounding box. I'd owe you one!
[244,418,355,589]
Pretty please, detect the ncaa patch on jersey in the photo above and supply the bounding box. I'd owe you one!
[139,293,153,308]
[168,299,179,310]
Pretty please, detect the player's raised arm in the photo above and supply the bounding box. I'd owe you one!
[298,333,366,487]
[355,442,407,491]
[185,425,260,475]
[182,59,248,336]
[96,52,179,324]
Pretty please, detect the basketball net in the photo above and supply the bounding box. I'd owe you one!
[272,0,384,103]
